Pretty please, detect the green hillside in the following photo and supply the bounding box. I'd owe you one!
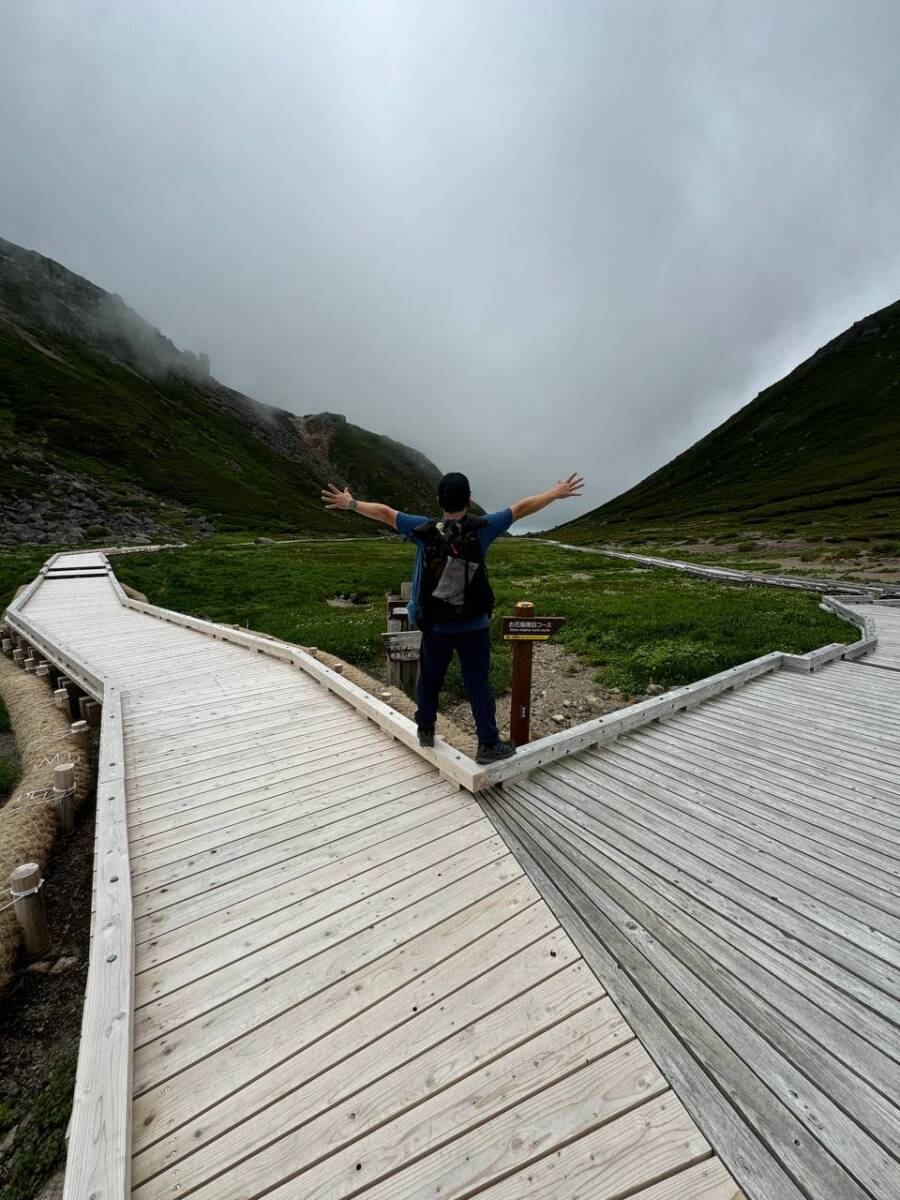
[557,298,900,543]
[0,237,442,545]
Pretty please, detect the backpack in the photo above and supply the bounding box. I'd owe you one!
[411,513,495,630]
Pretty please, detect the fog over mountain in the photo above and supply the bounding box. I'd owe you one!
[2,1,899,524]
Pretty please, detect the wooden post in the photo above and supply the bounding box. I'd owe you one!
[509,601,535,747]
[78,696,92,723]
[54,763,76,835]
[385,589,402,687]
[70,720,90,761]
[24,656,36,673]
[2,638,12,656]
[10,863,50,958]
[13,649,24,668]
[35,663,51,683]
[85,700,102,728]
[397,582,419,698]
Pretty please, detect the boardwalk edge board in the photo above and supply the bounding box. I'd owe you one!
[62,687,135,1200]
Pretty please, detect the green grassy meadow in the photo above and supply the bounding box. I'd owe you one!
[110,538,852,696]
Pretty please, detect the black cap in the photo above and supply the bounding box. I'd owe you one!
[438,472,471,512]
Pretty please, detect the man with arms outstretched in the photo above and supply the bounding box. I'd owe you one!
[321,471,584,764]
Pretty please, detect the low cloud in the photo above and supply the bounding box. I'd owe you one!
[2,0,899,518]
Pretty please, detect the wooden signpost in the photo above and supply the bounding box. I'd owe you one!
[502,601,566,746]
[385,582,420,697]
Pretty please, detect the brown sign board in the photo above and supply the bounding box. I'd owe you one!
[501,616,566,641]
[382,630,422,661]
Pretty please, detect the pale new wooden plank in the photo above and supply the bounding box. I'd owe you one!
[135,813,489,975]
[191,1010,653,1200]
[122,594,484,790]
[133,831,502,1025]
[126,727,403,807]
[126,722,387,809]
[124,712,391,803]
[123,695,339,758]
[627,1159,745,1200]
[133,881,547,1137]
[477,1094,718,1200]
[129,764,440,891]
[134,785,464,934]
[136,948,603,1197]
[133,849,521,1051]
[124,709,371,779]
[127,742,408,844]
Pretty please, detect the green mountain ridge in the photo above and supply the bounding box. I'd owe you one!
[555,298,900,542]
[0,236,442,545]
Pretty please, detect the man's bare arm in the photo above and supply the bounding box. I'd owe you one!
[509,473,584,522]
[321,483,399,529]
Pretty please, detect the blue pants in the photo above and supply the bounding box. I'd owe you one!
[415,626,499,746]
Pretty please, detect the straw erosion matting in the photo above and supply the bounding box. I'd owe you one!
[0,656,92,991]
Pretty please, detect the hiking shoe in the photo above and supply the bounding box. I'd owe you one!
[475,740,517,765]
[417,727,435,749]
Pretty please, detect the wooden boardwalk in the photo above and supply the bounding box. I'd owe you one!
[486,651,900,1200]
[847,601,900,670]
[5,554,737,1200]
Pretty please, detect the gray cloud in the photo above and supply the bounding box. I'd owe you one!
[2,0,899,526]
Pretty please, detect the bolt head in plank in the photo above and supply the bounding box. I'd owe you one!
[10,863,50,958]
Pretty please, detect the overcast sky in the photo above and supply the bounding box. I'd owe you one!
[2,1,899,524]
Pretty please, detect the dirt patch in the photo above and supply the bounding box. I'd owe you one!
[445,639,645,743]
[302,640,646,756]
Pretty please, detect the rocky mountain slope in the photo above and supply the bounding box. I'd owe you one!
[555,297,900,542]
[0,237,442,544]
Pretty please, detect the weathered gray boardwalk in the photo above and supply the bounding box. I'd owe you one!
[486,648,900,1200]
[5,553,737,1200]
[848,601,900,671]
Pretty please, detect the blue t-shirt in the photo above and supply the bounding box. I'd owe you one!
[396,508,513,632]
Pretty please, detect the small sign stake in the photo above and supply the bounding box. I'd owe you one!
[503,603,566,746]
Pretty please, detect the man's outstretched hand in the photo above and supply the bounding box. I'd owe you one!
[551,473,585,500]
[321,483,353,511]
